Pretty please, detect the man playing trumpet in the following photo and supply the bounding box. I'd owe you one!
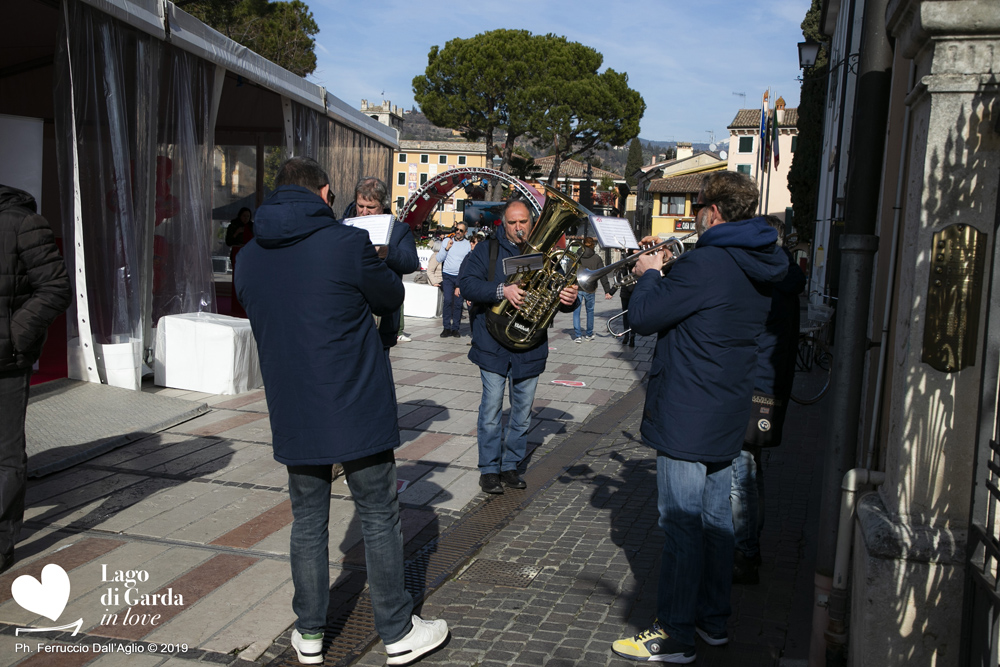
[611,171,787,663]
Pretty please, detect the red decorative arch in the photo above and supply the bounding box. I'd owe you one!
[397,167,544,230]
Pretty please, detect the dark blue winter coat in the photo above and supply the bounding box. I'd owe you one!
[236,186,404,466]
[459,234,578,380]
[755,248,806,400]
[629,217,788,463]
[376,222,420,348]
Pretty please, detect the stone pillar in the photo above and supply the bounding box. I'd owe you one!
[850,1,1000,665]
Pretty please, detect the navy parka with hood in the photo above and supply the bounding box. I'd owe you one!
[236,186,404,466]
[459,233,579,380]
[629,217,788,463]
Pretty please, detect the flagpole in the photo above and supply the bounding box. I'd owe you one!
[757,89,770,215]
[765,152,773,217]
[756,90,767,213]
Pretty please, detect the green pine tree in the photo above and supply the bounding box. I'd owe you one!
[625,138,643,187]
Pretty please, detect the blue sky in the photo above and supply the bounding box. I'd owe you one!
[305,0,811,145]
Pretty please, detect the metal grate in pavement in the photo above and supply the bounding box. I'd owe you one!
[459,559,541,588]
[267,387,644,667]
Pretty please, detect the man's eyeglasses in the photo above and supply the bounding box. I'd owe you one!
[690,201,710,214]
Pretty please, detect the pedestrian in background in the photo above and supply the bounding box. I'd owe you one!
[0,184,70,574]
[573,237,614,343]
[435,222,471,337]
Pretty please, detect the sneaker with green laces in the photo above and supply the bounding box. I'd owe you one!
[611,623,696,663]
[291,629,324,664]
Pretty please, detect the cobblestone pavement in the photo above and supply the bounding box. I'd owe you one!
[2,292,825,667]
[354,387,824,667]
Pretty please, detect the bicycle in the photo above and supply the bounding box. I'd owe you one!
[790,296,836,405]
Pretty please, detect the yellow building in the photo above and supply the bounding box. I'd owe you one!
[392,140,487,227]
[646,164,728,238]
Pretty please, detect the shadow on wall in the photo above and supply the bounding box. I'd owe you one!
[874,82,999,665]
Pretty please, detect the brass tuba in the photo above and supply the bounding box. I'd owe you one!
[485,185,591,351]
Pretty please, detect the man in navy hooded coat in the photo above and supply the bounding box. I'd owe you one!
[236,158,447,666]
[611,171,788,663]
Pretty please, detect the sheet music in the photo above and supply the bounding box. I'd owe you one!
[502,253,544,277]
[343,214,394,246]
[589,215,639,250]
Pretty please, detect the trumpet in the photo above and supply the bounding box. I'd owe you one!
[576,231,697,338]
[576,231,696,294]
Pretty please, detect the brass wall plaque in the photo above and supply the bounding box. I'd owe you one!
[921,224,987,372]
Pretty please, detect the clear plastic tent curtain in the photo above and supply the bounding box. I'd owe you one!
[152,46,217,322]
[54,0,219,388]
[291,100,392,214]
[54,0,158,387]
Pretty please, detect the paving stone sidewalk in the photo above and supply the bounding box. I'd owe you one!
[353,389,824,667]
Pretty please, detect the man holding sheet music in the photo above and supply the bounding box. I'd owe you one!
[459,200,579,495]
[237,158,447,665]
[348,177,420,347]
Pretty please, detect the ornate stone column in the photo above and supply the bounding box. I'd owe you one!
[850,1,1000,664]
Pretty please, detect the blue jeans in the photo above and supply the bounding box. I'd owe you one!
[573,292,596,338]
[287,450,412,644]
[441,273,462,331]
[477,368,539,474]
[730,447,764,559]
[656,452,734,646]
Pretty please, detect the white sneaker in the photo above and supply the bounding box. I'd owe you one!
[585,335,595,341]
[574,337,582,343]
[291,628,324,664]
[385,615,449,665]
[397,333,411,342]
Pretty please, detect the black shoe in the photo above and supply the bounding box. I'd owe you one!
[620,336,628,345]
[440,329,450,338]
[499,470,526,489]
[479,473,503,494]
[451,330,461,337]
[628,336,635,348]
[733,551,760,585]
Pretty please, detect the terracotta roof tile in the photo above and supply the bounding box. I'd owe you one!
[647,173,708,194]
[533,157,624,181]
[728,108,799,129]
[398,140,487,153]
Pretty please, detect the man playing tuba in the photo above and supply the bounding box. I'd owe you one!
[459,199,579,495]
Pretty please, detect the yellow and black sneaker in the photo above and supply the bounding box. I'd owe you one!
[611,622,696,663]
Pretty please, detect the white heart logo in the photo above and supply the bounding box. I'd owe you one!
[11,564,71,621]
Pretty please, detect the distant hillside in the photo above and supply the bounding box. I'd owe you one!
[399,109,466,142]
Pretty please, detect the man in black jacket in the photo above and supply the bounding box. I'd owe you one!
[0,185,71,573]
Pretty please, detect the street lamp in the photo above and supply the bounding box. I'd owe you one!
[798,40,821,69]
